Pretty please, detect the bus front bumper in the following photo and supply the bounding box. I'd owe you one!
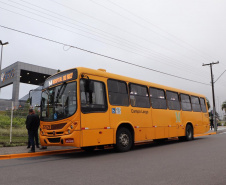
[40,130,81,147]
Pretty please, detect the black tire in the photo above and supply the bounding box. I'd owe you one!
[115,127,133,152]
[81,146,95,152]
[185,124,193,141]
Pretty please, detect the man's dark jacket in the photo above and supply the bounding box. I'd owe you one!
[26,114,40,131]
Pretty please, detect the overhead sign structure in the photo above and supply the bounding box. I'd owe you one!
[0,61,57,106]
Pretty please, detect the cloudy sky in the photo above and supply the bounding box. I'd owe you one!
[0,0,226,117]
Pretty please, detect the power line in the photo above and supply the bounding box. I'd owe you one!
[89,0,214,62]
[0,25,210,86]
[0,6,156,59]
[106,0,216,61]
[50,0,211,65]
[215,69,226,83]
[0,2,211,79]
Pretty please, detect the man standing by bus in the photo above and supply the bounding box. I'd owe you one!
[26,109,40,153]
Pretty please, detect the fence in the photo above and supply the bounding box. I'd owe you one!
[0,101,40,146]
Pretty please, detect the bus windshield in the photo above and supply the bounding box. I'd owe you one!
[41,81,77,121]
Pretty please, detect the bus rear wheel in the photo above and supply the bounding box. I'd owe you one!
[179,124,194,141]
[115,127,132,152]
[185,124,193,141]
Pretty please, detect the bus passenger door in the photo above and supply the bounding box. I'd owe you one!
[80,75,113,147]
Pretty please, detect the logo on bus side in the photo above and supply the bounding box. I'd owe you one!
[175,112,181,122]
[131,109,149,114]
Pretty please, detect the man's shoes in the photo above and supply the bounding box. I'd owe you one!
[28,150,35,153]
[40,146,47,150]
[36,145,40,148]
[27,146,30,149]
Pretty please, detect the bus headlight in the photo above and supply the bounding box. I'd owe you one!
[42,131,45,135]
[68,129,70,134]
[71,125,73,129]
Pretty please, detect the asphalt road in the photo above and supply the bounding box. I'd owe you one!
[1,132,226,185]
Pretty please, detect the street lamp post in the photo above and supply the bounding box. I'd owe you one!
[0,40,9,95]
[0,40,9,73]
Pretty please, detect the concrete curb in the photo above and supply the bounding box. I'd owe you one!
[194,132,216,137]
[0,132,217,160]
[0,148,81,160]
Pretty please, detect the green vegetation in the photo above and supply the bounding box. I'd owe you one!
[0,115,26,128]
[0,106,29,147]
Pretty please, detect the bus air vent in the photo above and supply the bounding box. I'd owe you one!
[48,138,61,143]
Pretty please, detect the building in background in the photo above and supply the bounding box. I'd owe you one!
[0,61,57,110]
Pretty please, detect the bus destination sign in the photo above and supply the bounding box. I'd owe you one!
[43,69,77,88]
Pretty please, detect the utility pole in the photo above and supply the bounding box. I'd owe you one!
[202,61,219,132]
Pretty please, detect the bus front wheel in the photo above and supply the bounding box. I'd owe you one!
[115,127,132,152]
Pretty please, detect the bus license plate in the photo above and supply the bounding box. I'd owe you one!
[65,138,74,143]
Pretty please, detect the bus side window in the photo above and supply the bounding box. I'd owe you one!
[191,96,201,112]
[107,79,129,106]
[180,94,192,111]
[129,84,150,108]
[166,91,180,110]
[149,87,167,109]
[80,79,108,113]
[200,98,207,112]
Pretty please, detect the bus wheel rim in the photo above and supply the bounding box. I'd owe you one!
[119,133,129,147]
[187,127,191,138]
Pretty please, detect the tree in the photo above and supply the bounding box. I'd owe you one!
[222,101,226,113]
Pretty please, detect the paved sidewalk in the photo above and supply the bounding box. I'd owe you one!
[1,126,226,156]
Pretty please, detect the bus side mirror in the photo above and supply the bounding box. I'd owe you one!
[89,81,94,93]
[85,79,94,93]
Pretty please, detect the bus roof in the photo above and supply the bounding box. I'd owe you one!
[49,67,206,98]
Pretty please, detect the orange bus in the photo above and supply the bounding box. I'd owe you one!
[40,67,209,152]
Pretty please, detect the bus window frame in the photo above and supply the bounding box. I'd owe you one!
[180,93,192,112]
[80,78,108,114]
[107,78,130,107]
[129,83,150,108]
[191,95,202,112]
[200,97,207,113]
[149,87,167,110]
[166,90,181,111]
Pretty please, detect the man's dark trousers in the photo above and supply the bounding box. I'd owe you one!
[28,130,36,152]
[28,130,39,147]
